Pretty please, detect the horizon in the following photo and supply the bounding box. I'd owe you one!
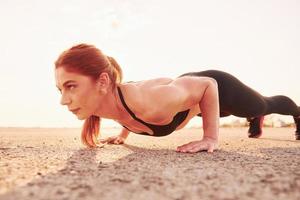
[0,114,294,129]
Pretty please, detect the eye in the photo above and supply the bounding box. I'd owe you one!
[67,85,76,90]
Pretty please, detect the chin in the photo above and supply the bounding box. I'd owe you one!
[77,116,88,120]
[77,116,85,120]
[76,114,87,120]
[77,113,93,120]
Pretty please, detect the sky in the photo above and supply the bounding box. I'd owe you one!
[0,0,299,128]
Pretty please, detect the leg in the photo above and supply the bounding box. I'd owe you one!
[264,95,300,116]
[247,96,300,138]
[180,70,269,117]
[265,96,300,139]
[246,116,264,138]
[182,70,268,138]
[181,70,300,139]
[294,116,300,139]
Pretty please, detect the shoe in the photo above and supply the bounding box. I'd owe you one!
[294,116,300,140]
[247,116,264,138]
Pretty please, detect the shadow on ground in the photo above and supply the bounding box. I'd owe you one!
[1,143,300,200]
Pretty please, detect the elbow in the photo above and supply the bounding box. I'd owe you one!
[203,78,218,91]
[203,78,219,99]
[195,77,219,104]
[206,78,218,87]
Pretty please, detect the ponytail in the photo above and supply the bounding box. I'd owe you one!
[81,115,101,147]
[107,56,123,85]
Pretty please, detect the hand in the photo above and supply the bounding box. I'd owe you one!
[100,135,126,145]
[176,137,218,153]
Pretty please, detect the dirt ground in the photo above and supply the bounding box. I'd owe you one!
[0,127,299,200]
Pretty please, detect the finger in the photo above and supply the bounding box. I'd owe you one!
[178,145,200,153]
[113,138,123,144]
[180,147,202,153]
[177,141,194,149]
[176,147,189,153]
[177,147,190,152]
[113,140,121,144]
[207,145,214,153]
[177,142,198,151]
[189,146,207,153]
[107,139,113,144]
[100,138,109,143]
[178,149,188,153]
[96,142,106,148]
[108,137,117,143]
[177,144,197,152]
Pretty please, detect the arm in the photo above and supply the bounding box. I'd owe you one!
[119,127,130,140]
[167,76,219,153]
[142,76,219,153]
[150,76,219,140]
[169,76,219,140]
[199,79,219,141]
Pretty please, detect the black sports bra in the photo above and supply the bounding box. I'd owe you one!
[117,86,190,137]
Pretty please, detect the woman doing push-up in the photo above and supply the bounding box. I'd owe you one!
[54,43,300,153]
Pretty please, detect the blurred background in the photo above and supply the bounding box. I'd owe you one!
[0,0,299,128]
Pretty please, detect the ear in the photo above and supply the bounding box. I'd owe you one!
[97,72,111,93]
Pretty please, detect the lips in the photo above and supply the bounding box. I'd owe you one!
[70,108,80,114]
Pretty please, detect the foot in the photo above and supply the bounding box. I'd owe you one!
[293,116,300,140]
[247,116,264,138]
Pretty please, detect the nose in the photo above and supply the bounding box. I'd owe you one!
[60,93,71,106]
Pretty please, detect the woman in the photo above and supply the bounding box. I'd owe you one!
[55,43,300,153]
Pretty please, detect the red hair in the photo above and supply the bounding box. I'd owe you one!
[55,44,123,147]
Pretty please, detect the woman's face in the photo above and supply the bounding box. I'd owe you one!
[55,67,101,120]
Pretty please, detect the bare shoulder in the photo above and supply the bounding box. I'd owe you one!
[147,76,216,96]
[170,75,217,88]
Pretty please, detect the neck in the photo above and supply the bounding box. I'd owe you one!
[93,84,129,121]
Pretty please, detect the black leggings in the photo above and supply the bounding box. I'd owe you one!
[180,70,300,118]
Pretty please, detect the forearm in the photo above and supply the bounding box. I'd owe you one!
[119,127,130,139]
[199,81,220,141]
